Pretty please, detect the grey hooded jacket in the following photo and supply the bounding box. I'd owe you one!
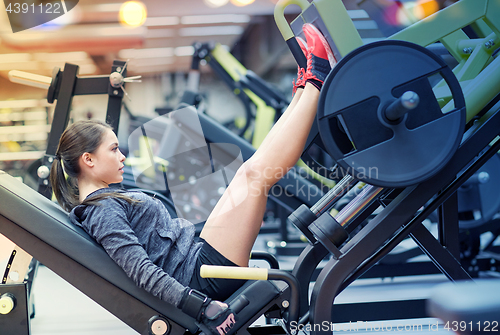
[70,188,202,307]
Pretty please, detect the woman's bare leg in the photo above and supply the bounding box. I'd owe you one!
[254,88,303,150]
[200,83,320,266]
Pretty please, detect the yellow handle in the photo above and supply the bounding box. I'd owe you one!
[8,70,52,89]
[274,0,310,40]
[200,265,268,281]
[0,294,15,315]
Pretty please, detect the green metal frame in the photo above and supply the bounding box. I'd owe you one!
[274,0,500,123]
[209,44,277,148]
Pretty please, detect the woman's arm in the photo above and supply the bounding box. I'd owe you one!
[82,202,188,307]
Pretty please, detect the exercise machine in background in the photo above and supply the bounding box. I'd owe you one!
[1,60,138,333]
[178,42,288,148]
[123,41,329,239]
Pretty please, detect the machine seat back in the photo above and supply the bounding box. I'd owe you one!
[0,171,284,334]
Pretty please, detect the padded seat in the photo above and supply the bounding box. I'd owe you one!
[427,280,500,334]
[0,171,284,334]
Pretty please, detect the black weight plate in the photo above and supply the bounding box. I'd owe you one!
[317,40,466,188]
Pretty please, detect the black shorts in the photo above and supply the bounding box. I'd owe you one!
[189,238,247,301]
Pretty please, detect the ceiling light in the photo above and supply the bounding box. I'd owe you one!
[179,26,244,37]
[119,1,147,27]
[145,17,180,26]
[414,0,439,20]
[203,0,229,8]
[385,0,439,27]
[119,47,174,59]
[230,0,255,7]
[181,14,251,25]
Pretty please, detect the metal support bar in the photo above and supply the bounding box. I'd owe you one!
[73,77,109,95]
[38,63,79,198]
[309,106,500,335]
[310,175,356,215]
[437,192,461,259]
[292,243,329,317]
[250,251,280,270]
[267,269,300,329]
[410,222,471,281]
[341,134,500,293]
[44,63,79,157]
[334,186,383,227]
[106,60,127,134]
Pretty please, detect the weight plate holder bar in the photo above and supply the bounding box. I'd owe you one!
[317,40,466,188]
[307,100,500,334]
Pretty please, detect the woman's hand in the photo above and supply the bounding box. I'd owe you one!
[179,289,238,335]
[198,300,237,335]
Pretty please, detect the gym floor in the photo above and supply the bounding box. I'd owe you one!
[29,234,458,335]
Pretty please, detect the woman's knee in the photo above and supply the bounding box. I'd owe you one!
[239,158,284,188]
[238,159,263,182]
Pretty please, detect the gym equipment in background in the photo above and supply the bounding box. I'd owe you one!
[122,43,326,237]
[2,60,138,334]
[180,42,289,148]
[9,60,138,198]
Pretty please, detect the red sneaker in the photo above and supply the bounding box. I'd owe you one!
[302,23,336,87]
[292,36,308,95]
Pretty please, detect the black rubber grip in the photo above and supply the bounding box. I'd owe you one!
[231,295,249,314]
[287,38,307,69]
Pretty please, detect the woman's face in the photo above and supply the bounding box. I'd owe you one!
[89,128,126,186]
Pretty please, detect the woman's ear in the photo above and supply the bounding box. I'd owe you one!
[80,152,94,168]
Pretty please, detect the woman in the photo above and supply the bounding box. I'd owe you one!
[50,23,334,335]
